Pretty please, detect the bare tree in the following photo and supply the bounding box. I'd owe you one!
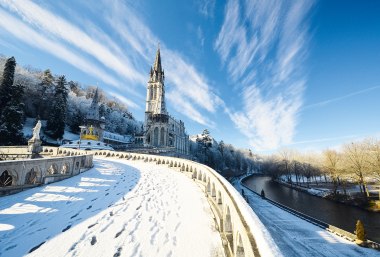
[343,142,370,198]
[322,149,342,195]
[366,138,380,182]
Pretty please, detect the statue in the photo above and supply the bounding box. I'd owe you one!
[31,120,41,140]
[28,120,42,158]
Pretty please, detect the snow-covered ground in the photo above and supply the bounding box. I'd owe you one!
[235,182,379,257]
[0,158,224,257]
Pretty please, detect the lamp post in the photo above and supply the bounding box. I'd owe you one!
[79,125,86,150]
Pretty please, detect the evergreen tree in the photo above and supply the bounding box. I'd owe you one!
[355,219,366,243]
[69,109,85,133]
[46,76,68,139]
[37,69,54,118]
[0,83,25,145]
[0,56,16,110]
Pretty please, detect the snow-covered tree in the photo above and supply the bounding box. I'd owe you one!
[0,56,16,110]
[0,83,25,145]
[46,76,68,139]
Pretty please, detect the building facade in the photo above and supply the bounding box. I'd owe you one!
[143,47,189,154]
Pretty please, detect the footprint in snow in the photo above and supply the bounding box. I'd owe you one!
[28,241,45,253]
[88,223,98,229]
[90,236,97,245]
[113,247,122,257]
[62,225,71,232]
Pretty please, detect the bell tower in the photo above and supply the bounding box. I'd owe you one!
[144,46,168,146]
[145,46,166,116]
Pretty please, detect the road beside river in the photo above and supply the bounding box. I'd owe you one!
[243,175,380,243]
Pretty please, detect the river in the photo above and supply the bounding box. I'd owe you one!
[243,175,380,243]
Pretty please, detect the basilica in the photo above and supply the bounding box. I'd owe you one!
[142,47,189,154]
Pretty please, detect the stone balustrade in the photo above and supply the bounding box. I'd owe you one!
[92,150,277,257]
[0,147,277,256]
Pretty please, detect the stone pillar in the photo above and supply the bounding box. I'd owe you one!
[28,138,42,159]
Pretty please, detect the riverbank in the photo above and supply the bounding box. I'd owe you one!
[241,174,380,244]
[274,178,380,213]
[234,178,379,256]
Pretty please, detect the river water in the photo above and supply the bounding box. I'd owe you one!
[243,175,380,243]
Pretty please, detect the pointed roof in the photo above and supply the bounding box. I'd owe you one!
[153,45,162,73]
[92,87,99,105]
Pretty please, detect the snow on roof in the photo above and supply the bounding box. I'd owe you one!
[103,131,132,143]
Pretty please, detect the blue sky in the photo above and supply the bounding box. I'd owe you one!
[1,0,380,153]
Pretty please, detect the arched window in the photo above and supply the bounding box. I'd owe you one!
[25,168,38,185]
[149,86,153,100]
[160,127,165,146]
[153,127,159,146]
[0,171,12,187]
[153,85,157,100]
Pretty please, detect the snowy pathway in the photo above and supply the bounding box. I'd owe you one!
[0,158,224,257]
[236,182,378,257]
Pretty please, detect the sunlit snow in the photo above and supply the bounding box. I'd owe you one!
[0,158,224,257]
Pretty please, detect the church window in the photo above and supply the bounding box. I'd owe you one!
[153,127,159,146]
[149,86,153,100]
[153,85,157,99]
[160,127,165,145]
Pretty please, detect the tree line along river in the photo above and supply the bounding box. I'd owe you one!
[243,175,380,243]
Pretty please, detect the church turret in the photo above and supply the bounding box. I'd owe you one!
[83,87,105,141]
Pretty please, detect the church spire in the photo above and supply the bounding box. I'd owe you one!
[153,44,162,73]
[150,44,164,83]
[92,87,99,105]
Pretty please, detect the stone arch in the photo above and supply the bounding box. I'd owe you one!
[207,180,211,192]
[47,164,58,175]
[153,127,159,146]
[0,170,13,187]
[61,163,70,174]
[198,171,202,180]
[25,167,40,185]
[160,127,165,146]
[235,233,245,257]
[202,173,207,183]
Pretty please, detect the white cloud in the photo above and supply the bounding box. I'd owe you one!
[0,9,122,92]
[1,0,146,85]
[215,0,313,150]
[303,85,380,110]
[197,0,216,17]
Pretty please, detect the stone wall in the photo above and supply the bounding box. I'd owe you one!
[0,146,93,195]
